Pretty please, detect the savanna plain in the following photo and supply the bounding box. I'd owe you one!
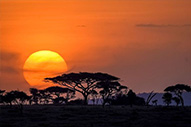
[1,105,191,127]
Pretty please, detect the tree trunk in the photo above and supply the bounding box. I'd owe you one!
[177,94,184,107]
[9,102,12,108]
[179,96,184,107]
[83,94,88,105]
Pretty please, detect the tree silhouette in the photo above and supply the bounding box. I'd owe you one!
[96,81,127,107]
[0,90,5,95]
[0,90,5,104]
[45,72,120,105]
[111,89,145,106]
[3,91,15,107]
[172,97,180,106]
[38,90,51,104]
[152,99,158,106]
[44,86,75,104]
[2,90,29,113]
[29,88,40,105]
[12,91,30,105]
[162,92,172,106]
[146,91,157,106]
[164,84,191,106]
[127,89,136,107]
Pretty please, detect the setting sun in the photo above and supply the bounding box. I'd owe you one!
[23,50,67,89]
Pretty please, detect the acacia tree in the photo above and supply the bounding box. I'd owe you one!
[172,97,180,106]
[127,89,136,107]
[38,90,51,104]
[11,90,30,105]
[3,91,15,106]
[164,84,191,106]
[96,81,127,106]
[0,90,5,104]
[29,88,40,105]
[162,92,172,106]
[0,90,5,95]
[3,90,30,112]
[45,72,120,105]
[44,86,75,104]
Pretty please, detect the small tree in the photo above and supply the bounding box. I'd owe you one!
[146,91,157,106]
[0,90,5,104]
[96,81,127,107]
[172,97,180,106]
[3,90,29,113]
[45,72,120,105]
[162,92,172,106]
[29,88,40,105]
[44,86,75,104]
[11,91,30,105]
[3,91,15,107]
[38,90,51,104]
[0,90,5,95]
[164,84,191,106]
[152,99,158,106]
[127,89,136,107]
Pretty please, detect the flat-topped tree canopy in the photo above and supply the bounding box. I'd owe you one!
[164,84,191,106]
[45,72,119,83]
[44,72,120,92]
[164,84,191,92]
[44,86,74,93]
[44,72,120,105]
[96,81,121,89]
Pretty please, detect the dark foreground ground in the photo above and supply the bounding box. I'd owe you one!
[1,105,191,127]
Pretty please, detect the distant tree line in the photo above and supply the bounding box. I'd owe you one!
[1,72,191,109]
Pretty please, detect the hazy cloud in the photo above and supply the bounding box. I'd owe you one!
[1,66,18,73]
[136,24,191,28]
[0,51,19,61]
[0,51,20,73]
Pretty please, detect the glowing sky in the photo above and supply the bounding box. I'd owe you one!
[0,0,191,93]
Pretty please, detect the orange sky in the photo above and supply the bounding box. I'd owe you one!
[0,0,191,93]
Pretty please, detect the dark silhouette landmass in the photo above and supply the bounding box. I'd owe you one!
[1,72,191,127]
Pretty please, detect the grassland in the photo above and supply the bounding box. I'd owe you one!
[1,105,191,127]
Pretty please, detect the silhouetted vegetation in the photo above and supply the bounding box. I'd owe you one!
[0,90,30,113]
[146,91,157,106]
[96,81,127,107]
[172,97,180,106]
[0,90,5,104]
[44,86,75,104]
[111,89,145,106]
[29,88,40,105]
[162,92,172,106]
[164,84,191,106]
[89,90,98,105]
[45,72,121,105]
[1,73,191,109]
[152,99,158,106]
[1,72,191,127]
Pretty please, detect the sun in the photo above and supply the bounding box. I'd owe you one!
[23,50,67,89]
